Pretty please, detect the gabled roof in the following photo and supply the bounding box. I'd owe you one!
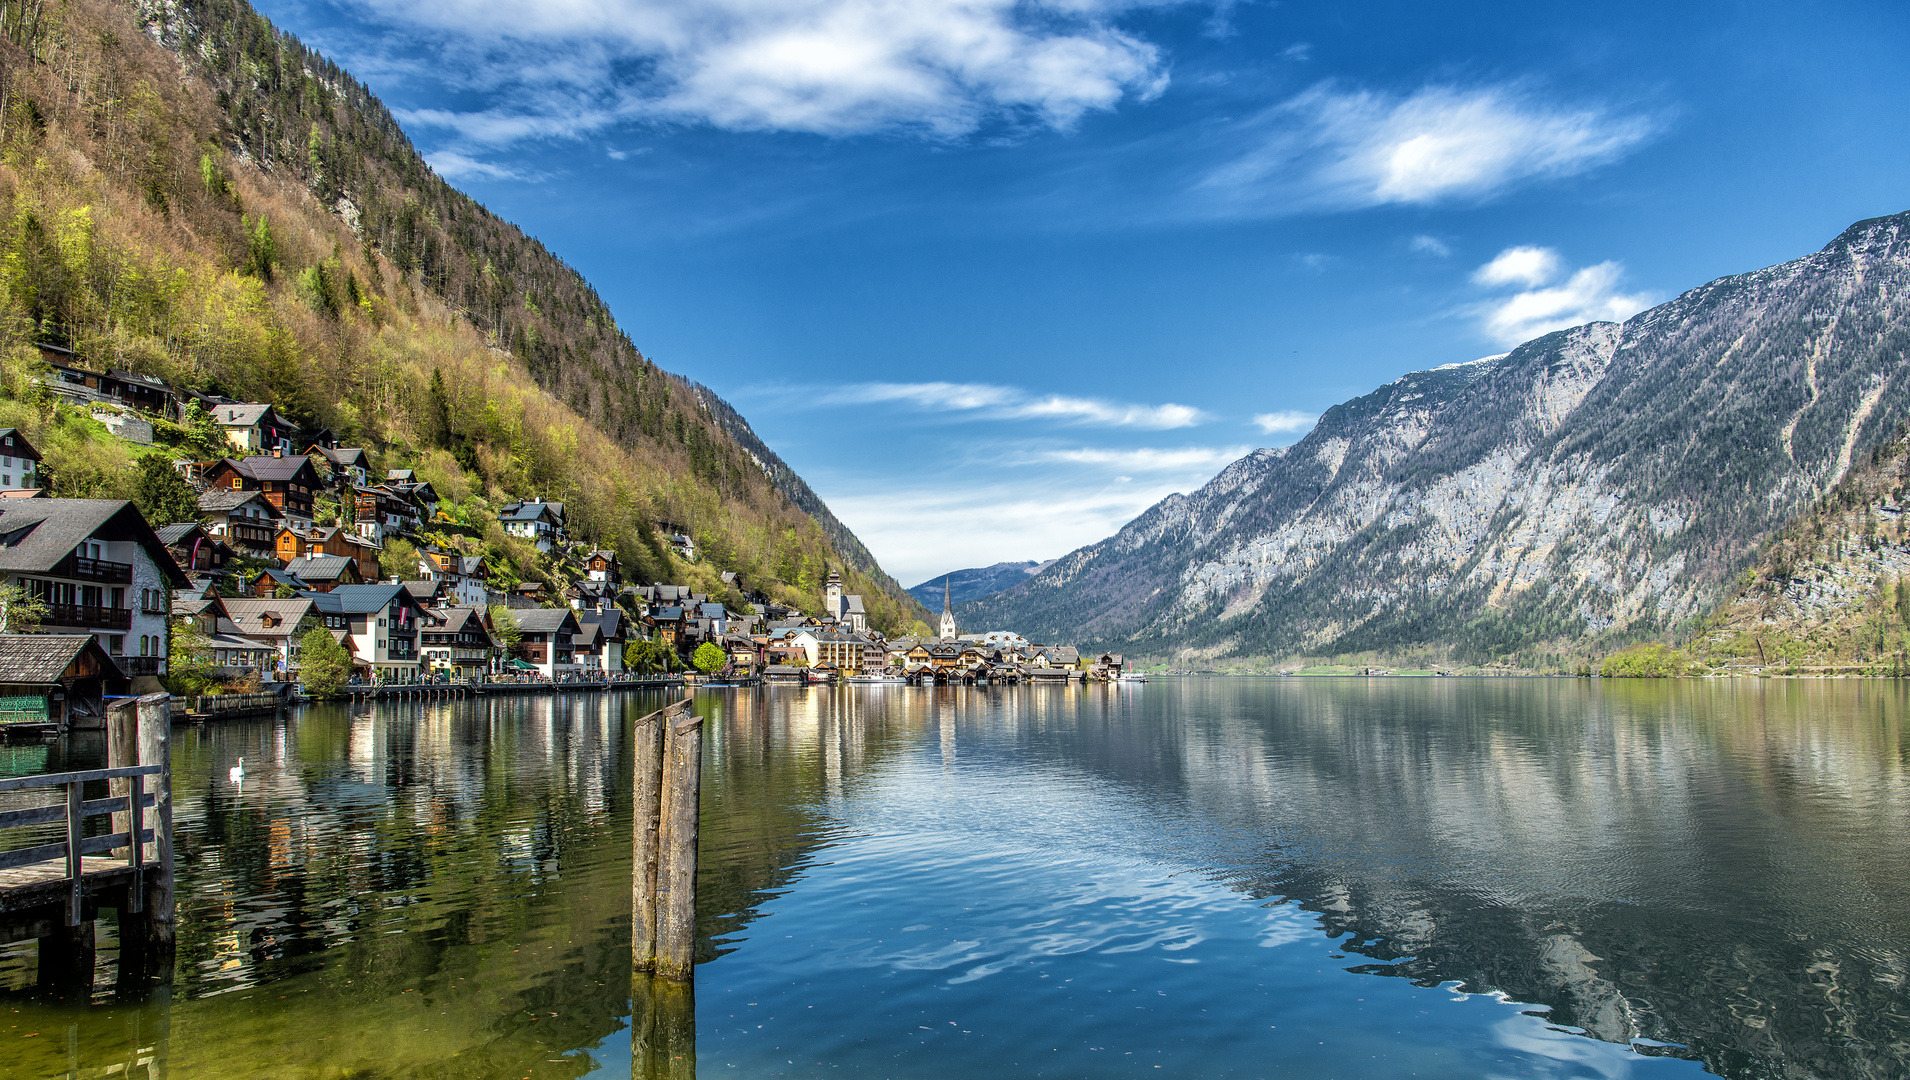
[699,602,728,619]
[213,403,279,428]
[285,554,358,582]
[154,523,207,546]
[0,428,41,462]
[576,609,625,638]
[0,634,117,684]
[198,489,280,516]
[223,455,320,483]
[513,608,581,635]
[0,499,187,586]
[429,606,488,634]
[653,606,684,621]
[220,598,318,637]
[304,583,425,617]
[318,446,369,468]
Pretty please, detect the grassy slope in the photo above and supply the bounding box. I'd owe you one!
[0,0,927,630]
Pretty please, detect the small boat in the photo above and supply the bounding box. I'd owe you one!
[1116,671,1148,683]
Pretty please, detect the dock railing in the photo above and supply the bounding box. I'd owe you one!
[0,764,160,925]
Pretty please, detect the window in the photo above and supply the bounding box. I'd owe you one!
[138,636,148,656]
[108,635,123,654]
[111,587,124,609]
[232,477,243,489]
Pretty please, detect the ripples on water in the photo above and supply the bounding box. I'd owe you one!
[0,679,1904,1078]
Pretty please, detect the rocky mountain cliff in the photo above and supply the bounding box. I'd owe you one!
[962,212,1910,664]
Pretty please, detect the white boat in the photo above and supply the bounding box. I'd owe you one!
[1116,671,1148,683]
[846,674,907,684]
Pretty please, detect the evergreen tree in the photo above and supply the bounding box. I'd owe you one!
[132,453,201,528]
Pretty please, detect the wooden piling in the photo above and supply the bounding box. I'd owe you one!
[654,709,702,983]
[136,693,173,950]
[107,700,138,860]
[630,698,682,973]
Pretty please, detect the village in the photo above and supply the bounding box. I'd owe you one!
[0,350,1132,725]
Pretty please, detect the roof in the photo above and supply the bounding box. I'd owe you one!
[304,583,424,617]
[513,608,581,634]
[575,610,625,638]
[213,403,278,428]
[0,635,117,684]
[401,580,443,603]
[499,501,563,524]
[843,594,865,615]
[0,429,41,462]
[0,499,187,586]
[198,489,280,515]
[573,622,602,647]
[653,606,684,621]
[220,598,317,637]
[699,602,727,619]
[154,523,205,546]
[319,447,369,467]
[429,606,488,633]
[105,368,170,391]
[224,455,319,483]
[285,554,357,582]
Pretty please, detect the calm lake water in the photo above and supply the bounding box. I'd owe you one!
[1,678,1907,1078]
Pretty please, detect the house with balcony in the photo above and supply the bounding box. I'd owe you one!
[275,524,381,582]
[211,403,298,455]
[513,608,581,679]
[498,498,565,553]
[420,605,493,678]
[583,550,620,583]
[203,455,324,522]
[283,554,361,592]
[420,548,490,608]
[0,429,41,492]
[308,445,370,488]
[0,499,187,683]
[198,489,280,556]
[573,607,627,674]
[301,583,429,682]
[154,523,233,575]
[220,598,322,679]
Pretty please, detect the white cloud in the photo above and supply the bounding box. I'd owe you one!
[349,0,1170,142]
[827,480,1184,585]
[424,149,539,182]
[1471,248,1656,347]
[1472,244,1561,288]
[1250,410,1314,436]
[1204,83,1653,211]
[830,381,1207,429]
[1408,234,1451,257]
[1035,445,1251,471]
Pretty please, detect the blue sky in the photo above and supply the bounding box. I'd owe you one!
[261,0,1910,586]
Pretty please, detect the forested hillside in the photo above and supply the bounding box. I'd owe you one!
[964,212,1910,667]
[1689,428,1910,674]
[0,0,924,628]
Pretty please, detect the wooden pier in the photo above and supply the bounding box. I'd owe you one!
[0,693,173,986]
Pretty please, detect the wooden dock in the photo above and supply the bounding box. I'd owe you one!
[0,693,173,987]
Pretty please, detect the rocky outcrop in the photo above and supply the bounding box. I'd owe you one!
[963,212,1910,661]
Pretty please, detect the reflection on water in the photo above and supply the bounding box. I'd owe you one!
[0,680,1902,1078]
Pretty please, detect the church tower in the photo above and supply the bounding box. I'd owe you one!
[824,567,843,621]
[939,575,957,640]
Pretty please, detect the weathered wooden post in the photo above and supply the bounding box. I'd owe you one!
[631,698,684,973]
[135,692,174,954]
[654,708,702,983]
[107,699,138,856]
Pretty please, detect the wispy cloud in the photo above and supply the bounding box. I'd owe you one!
[1470,246,1656,346]
[424,149,541,182]
[1250,410,1314,436]
[345,0,1172,144]
[1203,82,1654,212]
[825,480,1184,585]
[1408,234,1451,257]
[831,381,1207,429]
[1033,445,1251,471]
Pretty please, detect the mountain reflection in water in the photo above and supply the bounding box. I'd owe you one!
[0,680,1900,1079]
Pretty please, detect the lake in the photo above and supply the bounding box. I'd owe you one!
[1,678,1906,1078]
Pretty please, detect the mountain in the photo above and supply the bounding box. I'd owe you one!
[1688,429,1910,674]
[962,212,1910,666]
[907,561,1054,609]
[0,0,924,629]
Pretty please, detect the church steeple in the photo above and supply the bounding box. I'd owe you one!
[939,574,957,640]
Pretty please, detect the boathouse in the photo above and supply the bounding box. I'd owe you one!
[0,634,120,731]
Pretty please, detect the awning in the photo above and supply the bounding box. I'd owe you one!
[507,658,537,670]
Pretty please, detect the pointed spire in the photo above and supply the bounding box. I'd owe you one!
[943,574,951,614]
